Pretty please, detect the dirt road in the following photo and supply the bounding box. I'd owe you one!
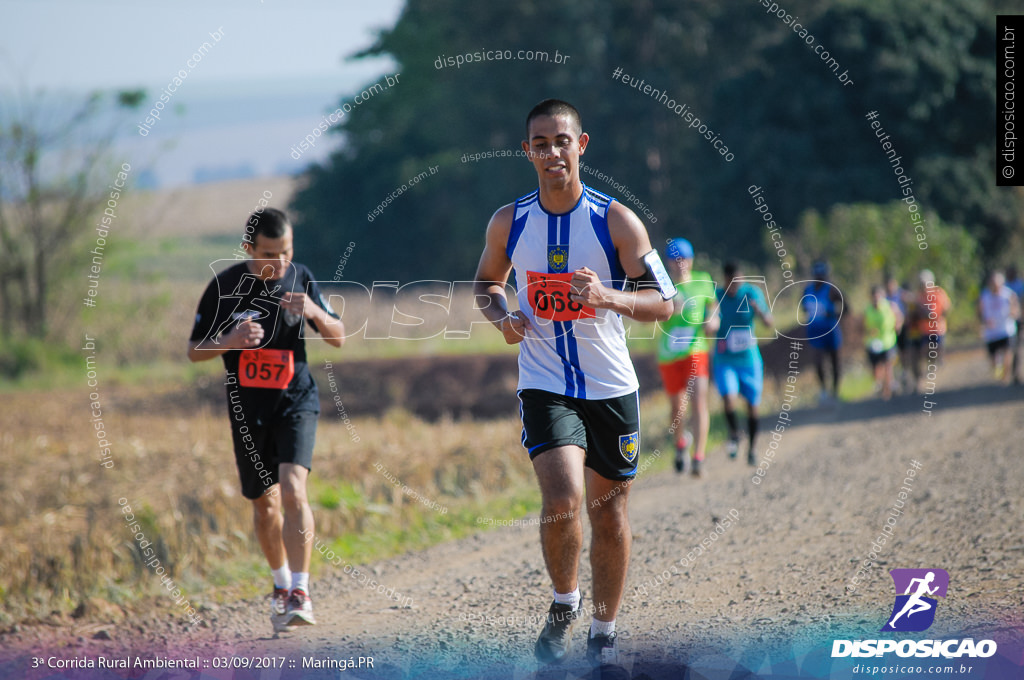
[5,348,1023,679]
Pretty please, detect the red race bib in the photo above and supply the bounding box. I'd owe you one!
[526,271,596,322]
[239,349,295,389]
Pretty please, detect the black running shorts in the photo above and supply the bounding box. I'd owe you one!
[987,336,1012,357]
[518,388,641,481]
[230,410,317,499]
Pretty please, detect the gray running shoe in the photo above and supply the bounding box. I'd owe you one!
[534,597,583,664]
[586,632,619,666]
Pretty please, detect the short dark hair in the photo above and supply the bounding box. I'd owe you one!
[246,207,290,242]
[723,261,740,279]
[525,99,582,138]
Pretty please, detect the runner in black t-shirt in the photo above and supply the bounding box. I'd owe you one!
[188,207,344,631]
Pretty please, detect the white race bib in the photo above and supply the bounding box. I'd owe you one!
[669,326,696,349]
[725,328,755,353]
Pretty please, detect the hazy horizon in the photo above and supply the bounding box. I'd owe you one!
[1,0,405,188]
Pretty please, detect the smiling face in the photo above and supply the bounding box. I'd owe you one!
[244,228,294,280]
[522,114,588,191]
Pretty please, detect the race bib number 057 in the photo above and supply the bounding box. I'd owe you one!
[526,271,596,322]
[239,348,295,389]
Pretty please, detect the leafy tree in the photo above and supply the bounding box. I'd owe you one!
[291,0,1012,286]
[0,88,144,338]
[787,202,981,300]
[290,0,768,283]
[712,0,1008,262]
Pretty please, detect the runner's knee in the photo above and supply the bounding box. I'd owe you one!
[279,481,308,510]
[251,495,280,521]
[541,490,581,519]
[276,464,310,506]
[588,499,629,531]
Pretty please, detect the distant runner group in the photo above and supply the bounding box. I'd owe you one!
[659,253,1022,482]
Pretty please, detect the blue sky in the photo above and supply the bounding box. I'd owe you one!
[0,0,406,187]
[1,0,403,92]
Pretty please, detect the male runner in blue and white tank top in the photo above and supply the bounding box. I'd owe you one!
[474,99,674,667]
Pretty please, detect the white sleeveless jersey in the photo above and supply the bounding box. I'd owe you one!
[980,287,1017,342]
[506,184,639,399]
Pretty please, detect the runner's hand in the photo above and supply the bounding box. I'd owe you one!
[282,292,317,319]
[223,319,264,349]
[500,310,531,344]
[570,267,608,308]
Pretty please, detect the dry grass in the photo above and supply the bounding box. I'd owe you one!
[1,348,845,627]
[118,177,299,240]
[0,378,535,625]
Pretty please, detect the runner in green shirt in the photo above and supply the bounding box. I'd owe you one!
[657,239,718,477]
[864,284,903,400]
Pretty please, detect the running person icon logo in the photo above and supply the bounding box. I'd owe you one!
[881,569,949,632]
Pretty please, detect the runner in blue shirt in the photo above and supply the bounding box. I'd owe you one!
[802,260,844,405]
[713,262,773,465]
[1006,265,1024,384]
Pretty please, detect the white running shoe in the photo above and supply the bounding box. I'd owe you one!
[285,588,316,626]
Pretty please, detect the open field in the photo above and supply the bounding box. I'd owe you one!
[1,338,830,626]
[2,348,1021,679]
[3,177,1016,680]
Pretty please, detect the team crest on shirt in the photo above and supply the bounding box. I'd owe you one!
[619,432,639,463]
[548,245,569,273]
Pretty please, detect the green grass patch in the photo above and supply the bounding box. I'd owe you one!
[838,370,876,402]
[105,233,234,283]
[0,338,82,387]
[311,485,541,567]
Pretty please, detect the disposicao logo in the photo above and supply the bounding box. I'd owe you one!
[882,568,948,632]
[832,568,997,659]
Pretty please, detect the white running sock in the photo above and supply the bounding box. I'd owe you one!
[553,587,580,609]
[590,618,615,638]
[291,572,310,594]
[271,565,291,590]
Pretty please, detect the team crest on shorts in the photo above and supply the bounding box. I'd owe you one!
[619,432,639,463]
[548,246,569,273]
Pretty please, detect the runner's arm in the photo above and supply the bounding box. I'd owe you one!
[831,285,845,318]
[572,202,672,323]
[753,289,774,328]
[187,279,265,362]
[891,300,904,331]
[701,293,720,336]
[187,321,263,362]
[281,291,344,348]
[473,204,532,344]
[306,299,345,347]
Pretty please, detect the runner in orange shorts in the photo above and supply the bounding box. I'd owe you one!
[657,239,718,477]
